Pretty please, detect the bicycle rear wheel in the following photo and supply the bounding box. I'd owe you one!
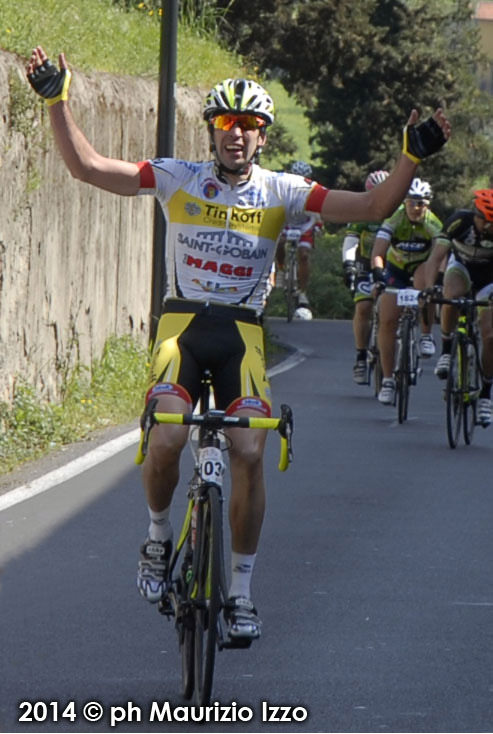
[193,485,223,705]
[446,336,462,449]
[463,342,480,445]
[397,319,411,423]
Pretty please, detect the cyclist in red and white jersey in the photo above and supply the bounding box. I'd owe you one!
[275,161,323,319]
[27,45,450,642]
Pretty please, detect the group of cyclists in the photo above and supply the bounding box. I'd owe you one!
[26,46,451,644]
[343,176,493,427]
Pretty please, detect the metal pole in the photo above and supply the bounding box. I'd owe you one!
[150,0,178,343]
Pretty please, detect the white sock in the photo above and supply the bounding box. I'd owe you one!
[147,506,173,544]
[229,552,257,599]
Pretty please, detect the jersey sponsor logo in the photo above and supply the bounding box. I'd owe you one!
[192,278,239,294]
[177,231,267,260]
[396,240,430,252]
[184,254,254,278]
[185,201,201,216]
[204,203,264,227]
[202,178,220,199]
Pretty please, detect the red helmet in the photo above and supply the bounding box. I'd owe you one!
[474,189,493,222]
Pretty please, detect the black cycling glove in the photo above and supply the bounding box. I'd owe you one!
[402,116,447,163]
[27,58,71,106]
[372,266,386,288]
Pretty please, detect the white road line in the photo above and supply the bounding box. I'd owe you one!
[0,429,140,513]
[0,351,306,513]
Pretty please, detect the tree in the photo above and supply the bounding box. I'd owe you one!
[213,0,493,216]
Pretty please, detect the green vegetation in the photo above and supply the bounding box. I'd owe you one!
[0,336,149,474]
[0,0,243,86]
[265,231,352,321]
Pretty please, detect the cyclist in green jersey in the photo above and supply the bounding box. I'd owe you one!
[342,170,389,383]
[371,178,443,404]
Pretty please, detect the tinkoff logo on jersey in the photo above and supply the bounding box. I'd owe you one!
[204,203,264,233]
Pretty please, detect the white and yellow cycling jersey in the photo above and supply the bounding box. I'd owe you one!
[138,159,326,313]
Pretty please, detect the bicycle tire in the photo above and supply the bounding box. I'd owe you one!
[373,351,383,397]
[193,485,223,705]
[397,318,411,423]
[178,549,195,700]
[286,249,297,323]
[463,341,480,445]
[446,335,462,449]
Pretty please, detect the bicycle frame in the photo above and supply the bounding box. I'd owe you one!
[135,373,293,704]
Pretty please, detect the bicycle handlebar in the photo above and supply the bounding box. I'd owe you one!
[418,289,492,309]
[135,404,294,472]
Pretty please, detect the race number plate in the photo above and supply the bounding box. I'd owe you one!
[397,288,420,307]
[199,445,225,485]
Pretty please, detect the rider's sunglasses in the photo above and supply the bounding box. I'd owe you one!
[405,198,428,207]
[211,113,266,132]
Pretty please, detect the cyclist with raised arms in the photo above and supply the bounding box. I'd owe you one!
[275,161,323,319]
[26,46,450,642]
[370,178,443,404]
[424,190,493,426]
[342,170,389,383]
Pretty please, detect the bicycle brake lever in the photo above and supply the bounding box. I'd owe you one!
[279,404,294,462]
[139,397,159,456]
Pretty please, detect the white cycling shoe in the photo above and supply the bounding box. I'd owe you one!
[378,378,395,405]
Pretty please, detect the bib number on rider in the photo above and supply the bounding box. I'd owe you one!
[199,446,225,484]
[397,288,420,307]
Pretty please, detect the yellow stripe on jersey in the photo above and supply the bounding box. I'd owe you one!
[167,189,286,240]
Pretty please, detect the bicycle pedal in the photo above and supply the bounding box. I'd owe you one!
[158,596,174,617]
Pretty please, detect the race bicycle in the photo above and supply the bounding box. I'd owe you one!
[393,288,422,423]
[135,371,294,705]
[420,292,490,448]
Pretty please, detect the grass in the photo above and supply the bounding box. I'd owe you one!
[0,0,243,86]
[0,0,313,476]
[0,336,149,474]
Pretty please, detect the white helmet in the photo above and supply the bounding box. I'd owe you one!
[407,177,432,200]
[365,170,389,191]
[203,78,275,125]
[291,160,313,177]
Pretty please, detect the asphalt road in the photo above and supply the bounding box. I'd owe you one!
[1,317,493,734]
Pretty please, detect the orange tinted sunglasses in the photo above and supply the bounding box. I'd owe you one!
[211,113,265,131]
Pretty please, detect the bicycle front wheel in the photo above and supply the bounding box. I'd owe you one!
[177,550,195,700]
[193,485,223,706]
[396,319,411,424]
[463,342,480,445]
[286,252,297,323]
[446,336,462,449]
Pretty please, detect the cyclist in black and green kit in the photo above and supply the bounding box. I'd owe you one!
[371,178,443,404]
[342,170,389,383]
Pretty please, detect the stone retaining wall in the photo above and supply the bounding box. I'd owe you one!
[0,50,209,403]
